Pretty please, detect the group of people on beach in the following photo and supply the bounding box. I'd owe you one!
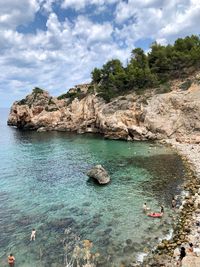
[142,197,200,266]
[7,229,36,266]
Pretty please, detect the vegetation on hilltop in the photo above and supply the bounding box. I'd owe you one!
[57,88,87,103]
[32,87,44,94]
[18,87,45,105]
[91,35,200,101]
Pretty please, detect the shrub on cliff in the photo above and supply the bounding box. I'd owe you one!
[57,93,69,100]
[48,97,55,105]
[32,87,45,101]
[32,87,44,94]
[57,88,86,103]
[18,98,27,105]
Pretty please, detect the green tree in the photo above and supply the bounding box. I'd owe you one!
[127,48,157,88]
[148,43,173,81]
[90,34,200,102]
[97,59,127,101]
[91,68,102,84]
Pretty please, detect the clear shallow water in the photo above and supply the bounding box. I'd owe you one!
[0,108,187,267]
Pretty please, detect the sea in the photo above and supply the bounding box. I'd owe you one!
[0,108,188,267]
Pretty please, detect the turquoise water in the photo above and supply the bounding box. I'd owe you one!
[0,108,187,266]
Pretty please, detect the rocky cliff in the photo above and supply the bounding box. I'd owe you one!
[7,77,200,143]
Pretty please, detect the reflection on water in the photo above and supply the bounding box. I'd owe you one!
[0,109,187,266]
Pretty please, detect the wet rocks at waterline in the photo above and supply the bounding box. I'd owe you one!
[87,165,110,184]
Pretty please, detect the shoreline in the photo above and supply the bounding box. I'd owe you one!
[142,139,200,267]
[166,139,200,267]
[167,139,200,179]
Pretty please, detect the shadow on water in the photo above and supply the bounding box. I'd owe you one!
[108,153,187,206]
[86,178,111,187]
[12,129,103,144]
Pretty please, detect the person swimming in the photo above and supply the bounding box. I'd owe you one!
[30,228,36,241]
[8,254,15,267]
[143,203,150,211]
[160,205,164,214]
[143,203,147,211]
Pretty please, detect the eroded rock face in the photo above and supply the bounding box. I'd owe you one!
[144,84,200,142]
[87,165,110,184]
[7,81,200,143]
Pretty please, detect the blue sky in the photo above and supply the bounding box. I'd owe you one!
[0,0,200,107]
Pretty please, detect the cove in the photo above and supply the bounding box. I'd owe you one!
[0,109,188,267]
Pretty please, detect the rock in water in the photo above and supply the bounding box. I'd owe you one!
[87,165,110,184]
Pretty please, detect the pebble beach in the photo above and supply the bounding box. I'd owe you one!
[169,140,200,267]
[139,140,200,267]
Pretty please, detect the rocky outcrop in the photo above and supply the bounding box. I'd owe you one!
[7,78,200,143]
[144,83,200,142]
[87,165,110,184]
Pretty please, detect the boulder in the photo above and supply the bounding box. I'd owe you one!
[87,165,110,184]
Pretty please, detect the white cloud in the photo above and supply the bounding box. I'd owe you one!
[0,10,128,106]
[115,0,166,23]
[159,1,200,38]
[0,0,40,29]
[0,0,200,107]
[41,0,58,13]
[61,0,119,10]
[73,16,113,43]
[114,0,200,45]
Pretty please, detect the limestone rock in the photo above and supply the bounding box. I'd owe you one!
[7,79,200,143]
[144,88,200,141]
[87,165,110,184]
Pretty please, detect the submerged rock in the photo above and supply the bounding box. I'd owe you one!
[87,165,110,184]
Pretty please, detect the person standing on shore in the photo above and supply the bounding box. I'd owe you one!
[8,254,15,266]
[179,246,186,265]
[172,197,176,209]
[187,243,194,254]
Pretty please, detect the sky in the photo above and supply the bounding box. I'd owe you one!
[0,0,200,107]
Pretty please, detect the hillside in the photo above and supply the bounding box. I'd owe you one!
[7,73,200,144]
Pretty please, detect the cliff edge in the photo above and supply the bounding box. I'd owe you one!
[7,77,200,143]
